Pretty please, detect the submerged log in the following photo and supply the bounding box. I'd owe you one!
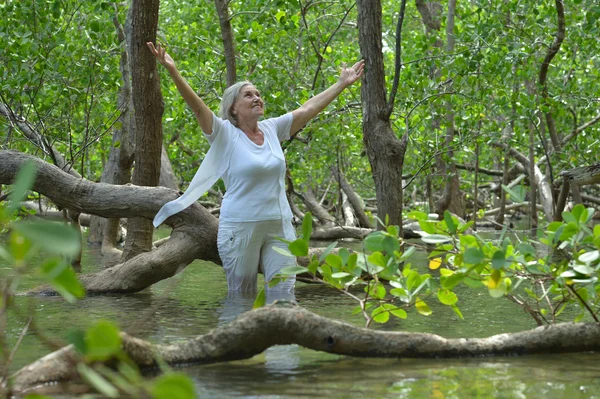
[11,302,600,393]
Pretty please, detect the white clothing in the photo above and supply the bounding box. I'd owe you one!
[152,112,295,240]
[217,114,292,222]
[217,220,296,292]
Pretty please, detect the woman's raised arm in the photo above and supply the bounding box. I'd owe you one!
[147,42,213,134]
[290,60,364,136]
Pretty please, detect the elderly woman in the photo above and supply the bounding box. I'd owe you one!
[148,42,364,294]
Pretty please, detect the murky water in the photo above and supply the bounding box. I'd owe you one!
[4,236,600,399]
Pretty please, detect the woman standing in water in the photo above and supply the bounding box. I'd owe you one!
[148,41,364,295]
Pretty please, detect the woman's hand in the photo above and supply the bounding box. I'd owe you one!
[146,42,176,71]
[338,60,365,88]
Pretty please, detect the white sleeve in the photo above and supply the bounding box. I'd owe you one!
[203,112,227,145]
[266,112,294,142]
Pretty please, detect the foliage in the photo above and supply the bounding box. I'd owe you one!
[261,208,600,327]
[257,213,461,326]
[0,163,196,398]
[407,207,600,325]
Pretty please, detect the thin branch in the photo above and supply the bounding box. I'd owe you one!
[384,0,407,118]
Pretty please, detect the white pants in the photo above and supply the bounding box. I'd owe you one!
[217,219,296,293]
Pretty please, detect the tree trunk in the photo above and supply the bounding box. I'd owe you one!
[214,0,237,87]
[298,186,336,225]
[434,0,464,218]
[357,0,405,227]
[12,302,600,393]
[538,0,566,153]
[0,151,219,294]
[331,165,373,228]
[89,6,135,250]
[122,0,164,261]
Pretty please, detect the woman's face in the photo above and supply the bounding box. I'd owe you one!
[232,85,264,122]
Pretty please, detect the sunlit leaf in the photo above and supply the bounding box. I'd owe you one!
[371,306,390,323]
[421,234,453,244]
[151,373,196,399]
[429,257,442,270]
[579,250,599,264]
[451,304,464,320]
[437,289,458,306]
[253,288,266,309]
[415,298,432,316]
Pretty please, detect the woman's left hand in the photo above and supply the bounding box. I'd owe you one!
[339,60,365,88]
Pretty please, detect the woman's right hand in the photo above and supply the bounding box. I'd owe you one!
[146,42,176,71]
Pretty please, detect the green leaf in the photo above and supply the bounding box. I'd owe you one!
[407,211,428,221]
[301,212,313,240]
[365,281,386,299]
[491,250,508,270]
[288,239,308,257]
[437,289,458,306]
[318,241,338,262]
[272,246,293,257]
[415,298,432,316]
[40,258,85,302]
[6,160,37,215]
[517,243,535,257]
[421,234,453,244]
[151,373,196,399]
[253,288,266,309]
[443,211,456,234]
[325,254,343,269]
[77,364,119,398]
[279,265,309,275]
[67,329,87,354]
[85,321,122,361]
[364,231,386,252]
[502,184,526,203]
[464,248,484,264]
[390,287,410,302]
[371,306,390,323]
[367,251,386,267]
[451,304,464,320]
[13,220,81,257]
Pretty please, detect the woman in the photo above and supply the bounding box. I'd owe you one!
[148,42,364,294]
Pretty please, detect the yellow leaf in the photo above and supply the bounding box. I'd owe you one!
[487,269,502,289]
[415,298,432,316]
[326,46,332,53]
[429,257,442,270]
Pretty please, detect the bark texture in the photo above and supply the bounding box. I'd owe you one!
[122,0,164,261]
[357,0,405,227]
[12,302,600,392]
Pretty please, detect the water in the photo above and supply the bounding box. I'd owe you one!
[4,240,600,398]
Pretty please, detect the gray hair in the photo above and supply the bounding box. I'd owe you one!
[219,81,252,126]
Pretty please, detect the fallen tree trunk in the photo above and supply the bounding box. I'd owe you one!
[0,150,220,294]
[11,302,600,393]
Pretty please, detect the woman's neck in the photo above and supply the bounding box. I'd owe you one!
[237,119,260,135]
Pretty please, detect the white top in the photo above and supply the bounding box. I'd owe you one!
[153,112,295,239]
